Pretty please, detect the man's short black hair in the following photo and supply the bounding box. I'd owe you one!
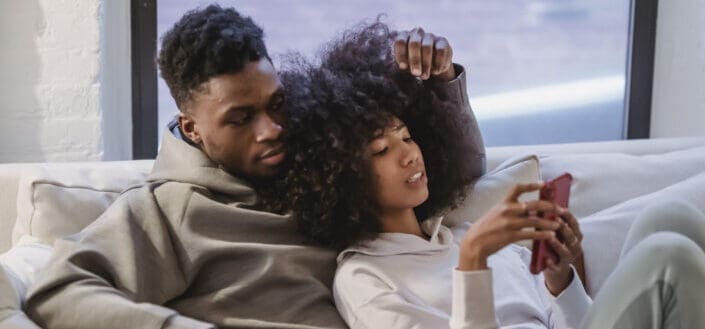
[158,4,270,110]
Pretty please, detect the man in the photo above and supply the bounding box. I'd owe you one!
[22,4,484,329]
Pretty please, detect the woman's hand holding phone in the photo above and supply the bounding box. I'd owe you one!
[543,208,584,296]
[457,183,562,271]
[531,173,585,296]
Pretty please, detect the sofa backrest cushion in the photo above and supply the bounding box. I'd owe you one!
[12,161,153,246]
[540,145,705,219]
[443,154,540,247]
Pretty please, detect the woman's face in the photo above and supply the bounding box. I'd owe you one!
[365,117,429,214]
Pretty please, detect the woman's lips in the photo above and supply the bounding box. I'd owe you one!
[406,171,427,187]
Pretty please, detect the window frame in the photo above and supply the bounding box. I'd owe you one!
[131,0,158,159]
[624,0,658,139]
[130,0,658,158]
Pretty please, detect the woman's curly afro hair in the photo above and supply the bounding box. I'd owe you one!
[264,20,481,250]
[158,4,270,110]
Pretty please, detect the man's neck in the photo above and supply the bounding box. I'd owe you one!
[379,208,426,239]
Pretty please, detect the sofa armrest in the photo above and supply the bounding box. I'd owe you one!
[0,164,26,253]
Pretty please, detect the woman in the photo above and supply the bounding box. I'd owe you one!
[268,21,705,329]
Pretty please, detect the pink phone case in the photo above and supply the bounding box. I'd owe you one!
[530,173,573,275]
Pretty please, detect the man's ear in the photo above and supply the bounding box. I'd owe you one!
[178,112,201,144]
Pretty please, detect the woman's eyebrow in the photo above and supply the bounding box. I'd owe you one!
[391,123,407,132]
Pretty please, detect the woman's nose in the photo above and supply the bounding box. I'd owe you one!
[400,144,419,167]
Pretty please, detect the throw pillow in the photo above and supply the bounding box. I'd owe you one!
[12,161,152,246]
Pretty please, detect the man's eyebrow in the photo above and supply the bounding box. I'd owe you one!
[224,105,255,115]
[267,88,285,105]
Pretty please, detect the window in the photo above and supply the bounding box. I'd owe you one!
[132,0,657,157]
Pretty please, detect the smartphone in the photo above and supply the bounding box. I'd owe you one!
[530,173,573,275]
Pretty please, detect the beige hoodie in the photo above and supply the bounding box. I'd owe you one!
[23,128,347,329]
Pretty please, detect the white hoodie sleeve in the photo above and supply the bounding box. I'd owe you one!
[334,265,454,329]
[335,261,559,329]
[543,266,593,329]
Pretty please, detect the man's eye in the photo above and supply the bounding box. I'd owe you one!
[403,137,413,143]
[230,113,253,125]
[373,147,388,156]
[269,99,284,112]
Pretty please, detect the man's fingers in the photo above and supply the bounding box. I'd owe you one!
[432,37,451,75]
[407,28,424,77]
[505,182,544,202]
[393,31,410,70]
[421,33,434,79]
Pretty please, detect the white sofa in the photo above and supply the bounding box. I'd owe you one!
[1,137,704,320]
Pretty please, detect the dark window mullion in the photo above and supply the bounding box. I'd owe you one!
[624,0,658,139]
[131,0,158,159]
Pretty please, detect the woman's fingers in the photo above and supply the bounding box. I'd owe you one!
[510,229,555,243]
[545,258,558,271]
[558,208,582,241]
[557,220,577,247]
[505,182,543,202]
[548,236,573,263]
[509,217,560,231]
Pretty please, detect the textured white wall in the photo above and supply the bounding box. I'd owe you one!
[651,0,705,138]
[0,0,131,163]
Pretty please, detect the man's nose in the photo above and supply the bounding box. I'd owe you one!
[254,112,282,142]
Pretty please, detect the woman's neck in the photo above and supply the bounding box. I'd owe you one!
[379,208,426,239]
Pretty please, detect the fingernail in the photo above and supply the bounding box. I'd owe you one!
[399,62,408,70]
[412,68,422,76]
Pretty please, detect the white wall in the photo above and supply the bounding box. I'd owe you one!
[0,0,131,163]
[650,0,705,138]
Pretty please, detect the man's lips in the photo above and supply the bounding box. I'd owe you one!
[258,145,285,166]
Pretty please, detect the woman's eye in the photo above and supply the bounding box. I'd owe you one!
[403,137,413,143]
[373,147,388,156]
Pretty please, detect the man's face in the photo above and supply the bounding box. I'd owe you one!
[179,59,286,178]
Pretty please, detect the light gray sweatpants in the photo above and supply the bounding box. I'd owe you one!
[579,200,705,329]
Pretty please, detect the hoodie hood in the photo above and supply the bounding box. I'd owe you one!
[147,119,256,199]
[337,217,454,263]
